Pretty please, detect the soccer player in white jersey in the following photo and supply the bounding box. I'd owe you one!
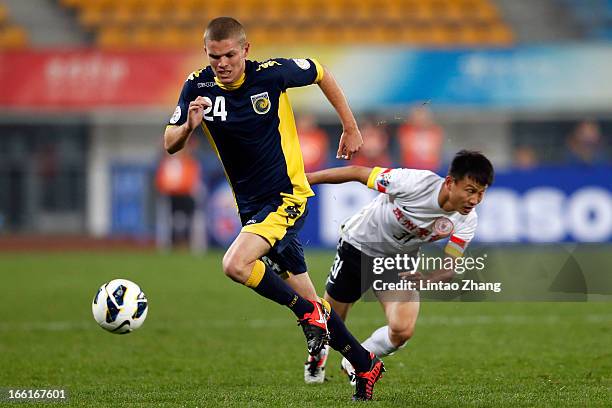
[303,150,494,383]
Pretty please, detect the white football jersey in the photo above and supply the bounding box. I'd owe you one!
[340,167,477,258]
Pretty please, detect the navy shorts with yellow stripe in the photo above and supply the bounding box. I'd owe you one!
[240,193,309,275]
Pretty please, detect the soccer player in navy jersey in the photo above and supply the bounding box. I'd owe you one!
[163,17,384,400]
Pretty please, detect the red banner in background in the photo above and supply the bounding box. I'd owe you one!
[0,50,203,109]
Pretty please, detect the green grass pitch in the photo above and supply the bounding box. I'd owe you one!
[0,249,610,407]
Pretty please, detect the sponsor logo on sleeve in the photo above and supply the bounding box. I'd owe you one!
[292,58,311,70]
[169,106,181,124]
[376,169,392,192]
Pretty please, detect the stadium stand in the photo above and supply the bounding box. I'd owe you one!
[0,2,28,49]
[57,0,514,49]
[561,0,612,39]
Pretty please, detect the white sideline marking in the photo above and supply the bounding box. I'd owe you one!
[0,314,610,332]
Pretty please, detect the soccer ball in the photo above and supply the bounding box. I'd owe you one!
[92,279,148,334]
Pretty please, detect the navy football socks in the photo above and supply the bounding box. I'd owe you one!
[250,264,314,317]
[327,308,372,372]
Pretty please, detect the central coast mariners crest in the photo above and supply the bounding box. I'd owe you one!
[250,92,271,114]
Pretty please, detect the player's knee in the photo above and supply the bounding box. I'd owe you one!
[324,293,349,320]
[222,251,249,283]
[388,322,415,347]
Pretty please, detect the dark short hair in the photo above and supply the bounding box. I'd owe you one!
[204,17,246,46]
[448,150,494,187]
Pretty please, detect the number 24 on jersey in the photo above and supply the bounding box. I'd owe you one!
[201,96,227,122]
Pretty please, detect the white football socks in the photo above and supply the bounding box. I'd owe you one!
[361,325,401,357]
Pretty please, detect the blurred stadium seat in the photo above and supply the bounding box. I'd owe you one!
[57,0,514,49]
[0,3,28,49]
[560,0,612,40]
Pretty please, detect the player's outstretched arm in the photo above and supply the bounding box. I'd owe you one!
[317,67,363,160]
[307,165,372,186]
[163,96,210,154]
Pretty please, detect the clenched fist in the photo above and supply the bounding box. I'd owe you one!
[186,96,212,132]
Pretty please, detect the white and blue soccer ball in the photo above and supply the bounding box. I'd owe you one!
[92,279,148,334]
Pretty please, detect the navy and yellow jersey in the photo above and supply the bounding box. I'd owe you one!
[166,57,324,214]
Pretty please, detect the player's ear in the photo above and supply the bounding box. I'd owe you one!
[444,175,454,189]
[243,41,250,57]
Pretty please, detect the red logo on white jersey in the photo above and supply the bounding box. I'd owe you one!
[433,217,454,237]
